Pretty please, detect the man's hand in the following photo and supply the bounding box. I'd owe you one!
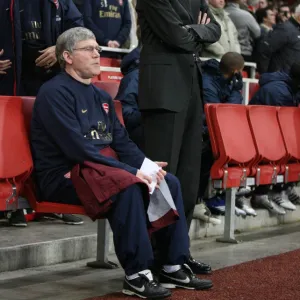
[136,170,152,190]
[107,40,120,48]
[198,11,211,25]
[0,49,12,74]
[35,46,57,68]
[155,161,167,187]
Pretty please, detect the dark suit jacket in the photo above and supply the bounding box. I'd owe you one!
[136,0,221,112]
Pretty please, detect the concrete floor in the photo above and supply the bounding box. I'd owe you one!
[0,223,300,300]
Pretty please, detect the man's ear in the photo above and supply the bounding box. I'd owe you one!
[63,51,73,65]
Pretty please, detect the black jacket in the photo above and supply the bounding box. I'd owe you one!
[136,0,221,112]
[257,17,300,74]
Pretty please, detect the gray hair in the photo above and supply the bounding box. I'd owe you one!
[56,27,96,69]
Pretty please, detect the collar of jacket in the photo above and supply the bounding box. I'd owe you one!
[260,23,272,32]
[209,5,228,18]
[289,16,300,30]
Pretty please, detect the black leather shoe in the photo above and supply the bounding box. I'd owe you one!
[187,256,212,274]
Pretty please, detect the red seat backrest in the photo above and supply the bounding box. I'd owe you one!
[21,96,35,136]
[212,104,257,164]
[247,106,287,163]
[204,104,220,159]
[99,71,123,82]
[277,107,300,161]
[100,57,121,67]
[242,70,248,78]
[0,96,33,179]
[248,83,260,102]
[93,81,120,99]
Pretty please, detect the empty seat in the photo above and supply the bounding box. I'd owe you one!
[0,96,33,211]
[207,104,257,188]
[247,105,288,185]
[277,107,300,183]
[93,81,120,99]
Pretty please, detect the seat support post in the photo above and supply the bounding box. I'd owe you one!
[87,219,118,269]
[216,187,239,244]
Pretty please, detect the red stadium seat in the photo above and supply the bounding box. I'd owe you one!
[93,81,120,99]
[99,71,123,82]
[277,107,300,183]
[99,57,121,67]
[247,106,288,185]
[0,96,33,211]
[206,104,257,188]
[248,82,260,103]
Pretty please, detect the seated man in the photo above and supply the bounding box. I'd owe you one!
[30,27,212,299]
[115,47,143,148]
[198,52,244,201]
[250,62,300,106]
[249,62,300,212]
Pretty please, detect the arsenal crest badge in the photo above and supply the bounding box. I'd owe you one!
[102,103,109,114]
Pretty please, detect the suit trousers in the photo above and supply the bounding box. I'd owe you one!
[142,65,203,230]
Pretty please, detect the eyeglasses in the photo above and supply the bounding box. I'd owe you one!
[73,46,102,54]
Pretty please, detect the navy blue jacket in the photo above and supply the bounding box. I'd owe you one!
[83,0,131,46]
[115,48,143,148]
[250,71,299,106]
[31,72,145,201]
[0,0,83,96]
[0,0,22,95]
[202,59,243,105]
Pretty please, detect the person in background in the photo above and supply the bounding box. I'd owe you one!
[249,62,300,214]
[202,0,241,59]
[257,4,300,73]
[226,0,261,62]
[198,52,244,205]
[256,6,276,36]
[82,0,131,54]
[0,0,21,96]
[20,0,83,96]
[277,4,291,23]
[115,47,143,148]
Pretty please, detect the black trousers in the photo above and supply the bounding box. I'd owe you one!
[142,65,203,230]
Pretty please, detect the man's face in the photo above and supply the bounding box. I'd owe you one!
[209,0,225,9]
[264,9,276,25]
[258,0,267,9]
[66,39,101,79]
[279,6,291,22]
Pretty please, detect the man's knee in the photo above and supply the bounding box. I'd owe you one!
[165,173,181,197]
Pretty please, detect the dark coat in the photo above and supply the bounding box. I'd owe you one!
[136,0,221,112]
[257,17,300,74]
[249,71,299,106]
[202,59,243,105]
[0,0,83,95]
[115,48,143,148]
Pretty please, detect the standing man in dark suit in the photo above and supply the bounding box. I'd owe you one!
[136,0,221,274]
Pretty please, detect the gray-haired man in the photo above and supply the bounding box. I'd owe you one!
[30,27,213,299]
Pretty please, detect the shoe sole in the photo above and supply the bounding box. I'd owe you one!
[41,217,84,225]
[10,224,27,227]
[160,282,213,290]
[64,221,84,225]
[122,289,171,299]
